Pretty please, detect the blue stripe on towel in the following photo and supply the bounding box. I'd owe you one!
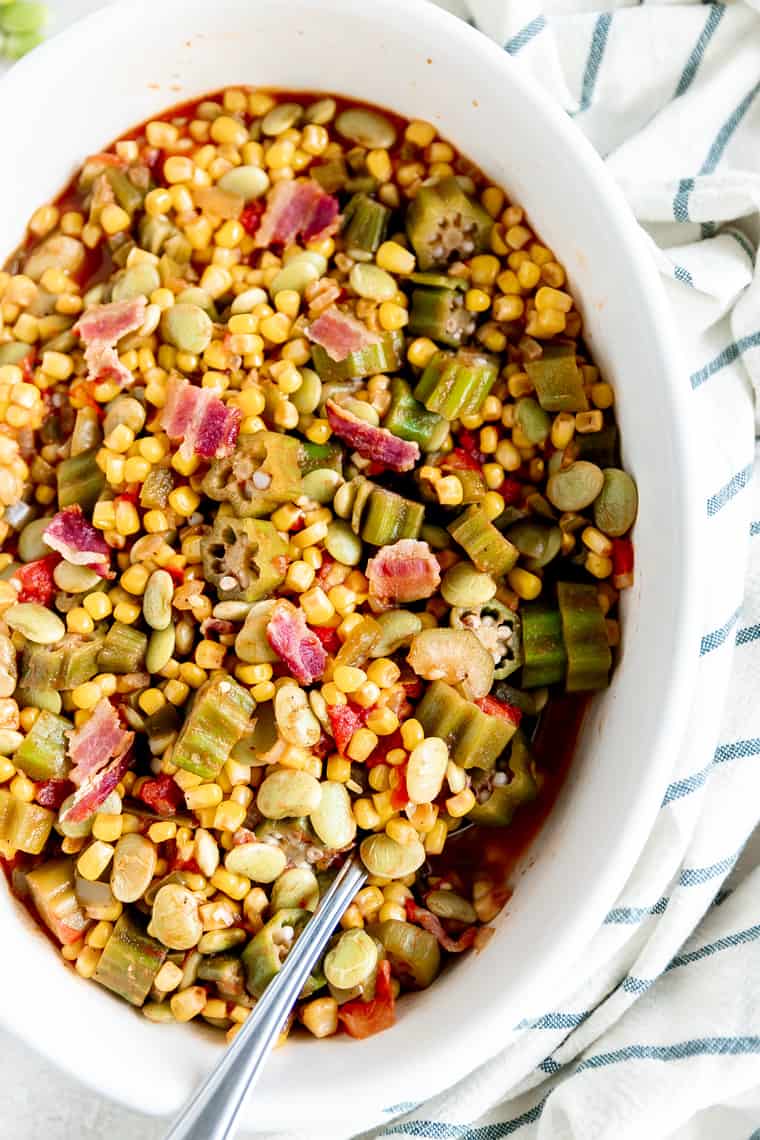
[690,331,760,388]
[706,465,752,516]
[505,14,546,55]
[575,14,613,114]
[700,607,741,654]
[675,5,725,97]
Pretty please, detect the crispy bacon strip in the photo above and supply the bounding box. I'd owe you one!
[43,506,111,577]
[254,179,340,248]
[406,901,479,953]
[68,698,131,787]
[74,296,146,387]
[366,540,441,612]
[267,599,327,685]
[160,375,241,461]
[326,401,419,472]
[307,307,379,363]
[60,742,134,825]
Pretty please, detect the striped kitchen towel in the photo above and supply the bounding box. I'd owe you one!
[269,2,760,1139]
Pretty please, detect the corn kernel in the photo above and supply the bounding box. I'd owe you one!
[213,799,247,832]
[300,586,335,625]
[586,552,613,579]
[72,681,102,710]
[210,867,250,901]
[333,665,367,693]
[508,567,542,600]
[376,241,415,275]
[377,301,408,331]
[252,681,275,702]
[465,288,491,313]
[400,719,425,751]
[347,728,378,763]
[148,820,177,844]
[92,813,123,843]
[171,986,207,1022]
[77,840,115,881]
[446,788,476,817]
[576,410,604,434]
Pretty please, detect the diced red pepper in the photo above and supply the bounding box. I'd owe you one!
[338,959,396,1039]
[455,430,485,464]
[165,564,185,586]
[474,694,522,727]
[444,446,481,472]
[35,779,74,810]
[499,476,524,507]
[390,765,409,810]
[240,202,265,236]
[15,554,59,606]
[137,774,185,817]
[327,703,364,756]
[312,626,341,655]
[612,538,634,589]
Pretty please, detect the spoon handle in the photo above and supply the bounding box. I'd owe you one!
[165,856,367,1140]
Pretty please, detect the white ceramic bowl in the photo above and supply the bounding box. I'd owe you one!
[0,0,701,1128]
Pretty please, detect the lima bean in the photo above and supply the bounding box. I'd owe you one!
[53,561,102,593]
[161,303,213,354]
[257,770,322,819]
[145,625,175,674]
[18,517,52,562]
[546,461,604,512]
[349,264,397,301]
[426,889,477,924]
[270,866,320,912]
[302,468,342,504]
[235,599,279,664]
[225,841,287,883]
[111,262,160,302]
[148,883,203,950]
[111,833,157,903]
[360,833,426,879]
[440,562,496,608]
[335,107,396,149]
[370,610,423,657]
[324,519,363,566]
[310,782,357,850]
[291,367,322,415]
[269,259,320,297]
[143,569,174,631]
[593,468,638,537]
[218,165,270,201]
[324,929,378,990]
[274,682,322,748]
[5,603,64,645]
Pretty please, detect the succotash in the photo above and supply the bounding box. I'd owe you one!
[0,89,638,1042]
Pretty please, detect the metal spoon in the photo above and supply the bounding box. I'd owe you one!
[165,854,367,1140]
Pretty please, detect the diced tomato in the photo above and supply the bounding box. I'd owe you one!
[312,625,341,654]
[137,774,184,817]
[240,202,265,236]
[20,352,36,383]
[499,476,524,507]
[474,694,522,727]
[338,959,396,1039]
[390,765,409,810]
[612,537,634,588]
[165,563,185,586]
[455,430,484,464]
[35,779,74,810]
[327,703,364,756]
[444,446,481,472]
[15,554,59,606]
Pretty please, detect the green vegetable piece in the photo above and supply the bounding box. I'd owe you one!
[310,329,404,384]
[138,214,176,256]
[311,158,348,194]
[450,599,522,680]
[505,520,561,571]
[242,908,310,998]
[415,680,514,769]
[438,457,486,505]
[515,397,551,444]
[23,634,103,691]
[408,286,475,347]
[98,622,147,674]
[373,920,440,988]
[382,378,449,452]
[370,610,423,657]
[352,479,425,546]
[525,344,588,413]
[27,858,89,943]
[94,912,167,1007]
[572,424,618,468]
[139,465,174,510]
[14,687,62,715]
[467,732,540,826]
[407,627,494,701]
[0,341,34,366]
[201,516,287,603]
[202,432,302,518]
[0,788,53,854]
[593,468,638,537]
[172,676,254,779]
[405,176,493,270]
[56,448,105,512]
[105,166,144,215]
[557,581,611,692]
[448,506,518,576]
[298,439,343,476]
[409,272,467,291]
[414,349,498,421]
[13,710,71,780]
[342,193,391,257]
[0,3,47,35]
[197,955,246,1001]
[521,603,567,688]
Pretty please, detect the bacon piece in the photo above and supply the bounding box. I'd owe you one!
[43,506,111,577]
[60,742,134,825]
[68,697,130,787]
[74,296,147,387]
[326,400,419,471]
[366,539,441,612]
[307,308,379,363]
[254,179,340,249]
[160,374,241,461]
[266,599,327,685]
[406,900,479,953]
[35,779,74,810]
